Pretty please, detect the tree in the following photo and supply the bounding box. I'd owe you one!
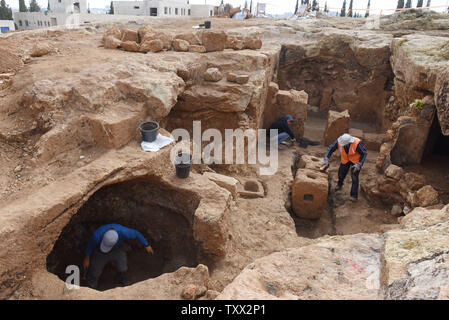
[416,0,423,7]
[109,1,114,14]
[426,0,431,7]
[348,0,353,16]
[47,0,50,11]
[324,1,328,12]
[365,0,370,17]
[312,0,317,11]
[405,0,412,8]
[19,0,27,12]
[316,0,320,11]
[250,0,253,13]
[0,0,13,20]
[397,0,404,9]
[87,3,90,13]
[295,0,299,13]
[29,0,41,12]
[340,0,346,16]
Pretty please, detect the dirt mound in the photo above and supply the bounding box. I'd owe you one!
[0,46,23,74]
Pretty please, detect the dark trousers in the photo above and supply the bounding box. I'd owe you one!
[87,247,127,289]
[338,161,360,198]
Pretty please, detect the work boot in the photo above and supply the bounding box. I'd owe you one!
[350,196,358,202]
[335,184,342,192]
[116,272,130,287]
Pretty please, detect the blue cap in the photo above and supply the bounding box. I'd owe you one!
[286,114,293,121]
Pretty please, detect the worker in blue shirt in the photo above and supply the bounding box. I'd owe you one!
[268,115,296,146]
[83,223,153,289]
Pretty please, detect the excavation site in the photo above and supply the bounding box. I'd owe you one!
[1,8,449,300]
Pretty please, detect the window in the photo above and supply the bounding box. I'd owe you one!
[134,6,139,9]
[188,9,190,15]
[58,0,61,2]
[210,10,213,16]
[25,20,29,26]
[175,8,178,15]
[164,7,167,14]
[19,20,22,26]
[169,7,171,14]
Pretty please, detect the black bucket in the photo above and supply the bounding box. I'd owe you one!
[174,153,192,179]
[204,21,211,29]
[139,121,159,142]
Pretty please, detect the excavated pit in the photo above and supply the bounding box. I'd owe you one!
[46,178,201,291]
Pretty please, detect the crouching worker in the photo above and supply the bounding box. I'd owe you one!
[268,114,296,147]
[323,133,367,202]
[83,223,153,289]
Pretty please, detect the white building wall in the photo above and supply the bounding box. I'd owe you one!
[113,0,193,17]
[13,12,52,30]
[189,4,214,17]
[0,20,15,33]
[49,0,88,14]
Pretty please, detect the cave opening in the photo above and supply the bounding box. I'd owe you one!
[46,178,201,291]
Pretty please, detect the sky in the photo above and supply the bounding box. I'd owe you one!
[4,0,449,15]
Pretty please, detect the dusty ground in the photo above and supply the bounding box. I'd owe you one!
[1,11,449,299]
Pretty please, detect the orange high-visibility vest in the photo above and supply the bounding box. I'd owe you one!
[338,137,361,164]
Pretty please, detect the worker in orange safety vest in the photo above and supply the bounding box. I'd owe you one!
[323,133,368,201]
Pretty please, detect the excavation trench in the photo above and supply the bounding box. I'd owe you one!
[46,178,201,291]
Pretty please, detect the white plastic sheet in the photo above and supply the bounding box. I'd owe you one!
[141,134,174,152]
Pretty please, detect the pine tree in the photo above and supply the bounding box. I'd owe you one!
[19,0,27,12]
[405,0,412,8]
[109,1,114,14]
[0,0,13,20]
[397,0,405,9]
[416,0,423,7]
[250,0,253,13]
[340,0,346,16]
[312,0,317,11]
[426,0,430,7]
[316,0,320,11]
[29,0,40,12]
[47,0,50,11]
[87,3,90,13]
[295,0,299,13]
[365,0,370,17]
[348,0,353,16]
[324,1,328,12]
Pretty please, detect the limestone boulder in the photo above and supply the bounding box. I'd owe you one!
[435,68,449,135]
[200,30,227,52]
[384,221,449,299]
[120,28,138,43]
[415,185,439,207]
[292,169,328,219]
[226,35,245,50]
[139,27,172,50]
[174,32,201,45]
[217,234,383,299]
[275,90,308,139]
[384,164,404,181]
[120,41,139,52]
[226,72,249,84]
[189,45,206,53]
[172,39,189,52]
[203,172,238,199]
[139,39,164,53]
[400,205,449,229]
[30,43,53,57]
[104,36,122,49]
[203,68,223,82]
[324,110,350,146]
[102,26,121,44]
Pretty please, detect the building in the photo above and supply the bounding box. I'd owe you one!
[0,20,15,33]
[112,0,214,17]
[13,0,88,31]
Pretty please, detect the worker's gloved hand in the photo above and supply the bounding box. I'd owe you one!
[323,157,329,165]
[83,256,90,270]
[291,138,296,142]
[353,163,361,172]
[146,245,154,255]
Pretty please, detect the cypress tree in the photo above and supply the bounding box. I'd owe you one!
[365,0,370,17]
[29,0,41,12]
[0,0,13,20]
[426,0,431,7]
[340,0,346,16]
[405,0,412,8]
[19,0,27,12]
[109,1,114,14]
[348,0,353,16]
[416,0,423,7]
[397,0,405,9]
